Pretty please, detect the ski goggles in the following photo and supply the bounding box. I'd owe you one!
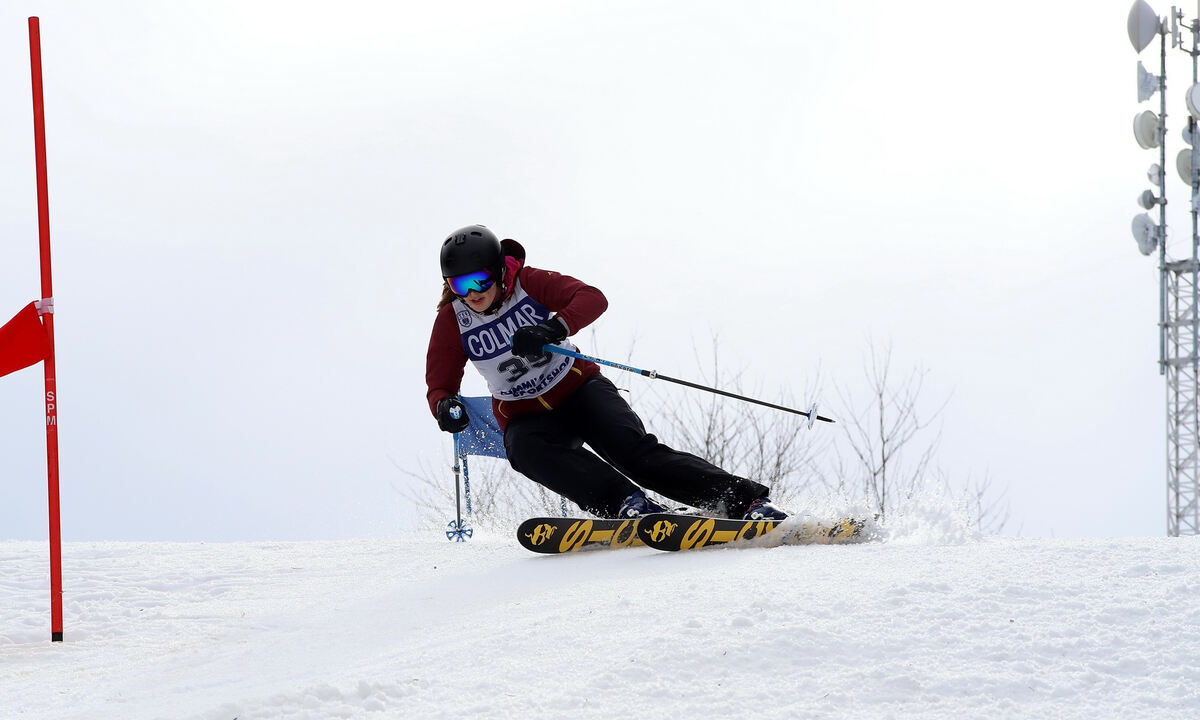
[446,268,496,297]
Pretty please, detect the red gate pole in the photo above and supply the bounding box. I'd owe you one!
[28,16,63,643]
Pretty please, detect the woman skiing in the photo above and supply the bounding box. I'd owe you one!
[425,224,786,521]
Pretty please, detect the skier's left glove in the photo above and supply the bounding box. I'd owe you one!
[436,397,470,434]
[510,317,569,359]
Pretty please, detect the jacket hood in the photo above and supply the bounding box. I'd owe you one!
[498,238,526,303]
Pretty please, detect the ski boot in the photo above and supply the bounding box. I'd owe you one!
[617,489,667,518]
[743,497,788,521]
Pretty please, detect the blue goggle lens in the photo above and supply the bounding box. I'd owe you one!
[447,269,495,297]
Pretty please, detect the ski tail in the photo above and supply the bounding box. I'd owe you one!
[516,517,643,554]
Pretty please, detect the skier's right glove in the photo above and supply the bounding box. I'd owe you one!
[510,317,569,359]
[436,397,470,434]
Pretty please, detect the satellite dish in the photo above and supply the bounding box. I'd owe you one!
[1139,61,1160,102]
[1179,148,1196,184]
[1132,213,1159,255]
[1128,0,1161,53]
[1134,109,1161,149]
[1139,189,1159,209]
[1185,124,1196,146]
[1187,84,1200,120]
[1149,163,1163,185]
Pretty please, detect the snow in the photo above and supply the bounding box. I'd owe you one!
[3,528,1199,719]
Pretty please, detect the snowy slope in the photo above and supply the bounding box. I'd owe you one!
[2,530,1199,719]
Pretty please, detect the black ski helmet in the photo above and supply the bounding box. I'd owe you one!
[440,225,502,278]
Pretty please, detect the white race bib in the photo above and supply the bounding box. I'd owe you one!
[453,282,577,401]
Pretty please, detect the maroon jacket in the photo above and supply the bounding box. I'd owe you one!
[425,240,606,431]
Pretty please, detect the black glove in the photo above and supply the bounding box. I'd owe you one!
[436,397,470,433]
[510,317,569,359]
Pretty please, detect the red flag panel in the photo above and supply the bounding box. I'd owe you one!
[0,302,49,378]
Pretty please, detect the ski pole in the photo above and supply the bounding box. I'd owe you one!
[541,345,835,426]
[447,433,473,541]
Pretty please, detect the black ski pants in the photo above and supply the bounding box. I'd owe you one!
[503,375,768,518]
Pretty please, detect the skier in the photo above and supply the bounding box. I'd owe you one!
[425,224,787,521]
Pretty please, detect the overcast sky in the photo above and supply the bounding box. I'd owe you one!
[0,1,1180,540]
